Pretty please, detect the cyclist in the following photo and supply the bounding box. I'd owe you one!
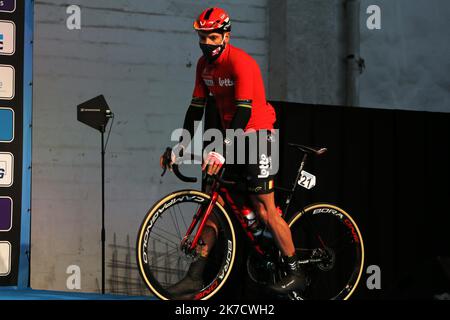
[160,7,307,297]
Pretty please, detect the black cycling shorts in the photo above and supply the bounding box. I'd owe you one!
[222,129,278,195]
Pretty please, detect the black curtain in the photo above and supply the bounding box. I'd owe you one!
[272,101,450,299]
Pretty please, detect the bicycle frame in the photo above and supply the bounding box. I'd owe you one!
[183,152,311,257]
[184,177,220,251]
[141,145,367,300]
[281,152,308,214]
[183,174,267,256]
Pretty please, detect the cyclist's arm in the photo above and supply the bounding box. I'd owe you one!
[228,57,253,132]
[228,99,251,130]
[180,58,208,149]
[182,98,205,146]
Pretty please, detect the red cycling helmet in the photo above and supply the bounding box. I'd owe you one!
[193,7,231,33]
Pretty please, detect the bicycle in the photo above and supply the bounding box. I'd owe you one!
[136,143,364,300]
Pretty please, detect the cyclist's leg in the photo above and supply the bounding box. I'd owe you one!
[244,130,307,294]
[200,216,219,256]
[249,192,295,257]
[247,177,308,294]
[166,222,219,297]
[166,192,221,297]
[244,130,292,254]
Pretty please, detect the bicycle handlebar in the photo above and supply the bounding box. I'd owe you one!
[161,147,239,185]
[172,164,197,183]
[161,147,197,183]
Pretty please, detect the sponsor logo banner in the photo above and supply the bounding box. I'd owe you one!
[0,0,15,13]
[0,21,15,55]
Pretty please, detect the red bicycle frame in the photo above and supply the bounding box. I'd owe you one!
[183,174,267,255]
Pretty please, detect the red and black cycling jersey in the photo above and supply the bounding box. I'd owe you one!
[192,44,276,131]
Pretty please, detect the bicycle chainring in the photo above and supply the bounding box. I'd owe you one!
[246,252,277,285]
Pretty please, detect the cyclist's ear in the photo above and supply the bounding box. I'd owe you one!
[223,32,230,44]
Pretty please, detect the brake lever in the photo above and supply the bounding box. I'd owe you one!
[161,147,172,177]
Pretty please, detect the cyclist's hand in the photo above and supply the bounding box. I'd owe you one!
[160,148,173,174]
[202,151,225,176]
[160,146,184,173]
[159,153,171,170]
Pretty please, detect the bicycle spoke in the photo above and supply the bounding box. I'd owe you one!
[149,234,178,249]
[149,231,180,249]
[164,243,169,284]
[168,206,182,240]
[153,225,181,240]
[150,247,180,262]
[177,203,191,231]
[172,205,184,239]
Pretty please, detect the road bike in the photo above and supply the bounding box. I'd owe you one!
[136,143,364,300]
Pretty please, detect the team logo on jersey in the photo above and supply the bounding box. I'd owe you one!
[203,78,214,87]
[218,77,234,87]
[202,67,214,87]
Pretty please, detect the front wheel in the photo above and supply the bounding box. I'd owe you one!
[136,190,237,300]
[288,203,365,300]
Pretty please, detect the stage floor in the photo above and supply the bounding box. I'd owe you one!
[0,288,154,300]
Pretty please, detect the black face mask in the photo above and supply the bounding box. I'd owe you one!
[199,42,225,62]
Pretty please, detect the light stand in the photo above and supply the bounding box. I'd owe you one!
[77,95,113,294]
[100,124,106,295]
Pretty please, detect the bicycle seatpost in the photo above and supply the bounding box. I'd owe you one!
[283,153,308,214]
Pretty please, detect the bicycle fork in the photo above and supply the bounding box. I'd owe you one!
[182,177,221,255]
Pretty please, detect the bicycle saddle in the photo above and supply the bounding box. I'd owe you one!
[288,143,327,156]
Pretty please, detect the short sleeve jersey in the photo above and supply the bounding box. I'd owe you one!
[193,44,276,131]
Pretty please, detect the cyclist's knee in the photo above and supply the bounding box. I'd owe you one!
[251,195,276,220]
[253,202,269,225]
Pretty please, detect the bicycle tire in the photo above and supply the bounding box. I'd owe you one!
[288,203,364,300]
[136,190,237,300]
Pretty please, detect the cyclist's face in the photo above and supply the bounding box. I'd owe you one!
[198,31,229,45]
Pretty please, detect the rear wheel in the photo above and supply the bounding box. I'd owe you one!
[288,203,364,300]
[136,190,237,300]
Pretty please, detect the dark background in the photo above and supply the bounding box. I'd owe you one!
[271,101,450,299]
